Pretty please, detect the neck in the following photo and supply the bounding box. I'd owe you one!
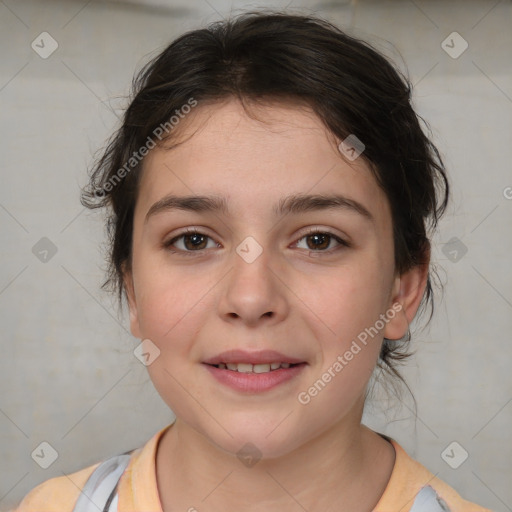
[156,407,395,511]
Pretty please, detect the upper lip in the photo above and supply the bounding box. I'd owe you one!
[203,349,306,365]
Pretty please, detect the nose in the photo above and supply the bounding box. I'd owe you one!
[217,239,289,328]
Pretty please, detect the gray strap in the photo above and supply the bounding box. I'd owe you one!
[72,453,132,512]
[409,485,452,512]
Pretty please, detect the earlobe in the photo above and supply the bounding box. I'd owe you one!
[383,260,429,341]
[122,264,141,339]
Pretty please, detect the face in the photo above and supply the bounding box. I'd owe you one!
[124,98,424,458]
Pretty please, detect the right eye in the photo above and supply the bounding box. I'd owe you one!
[163,228,220,255]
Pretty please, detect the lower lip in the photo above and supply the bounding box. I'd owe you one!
[203,363,307,393]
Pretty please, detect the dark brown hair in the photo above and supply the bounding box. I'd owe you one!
[81,10,449,387]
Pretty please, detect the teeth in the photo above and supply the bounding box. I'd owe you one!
[253,364,270,373]
[215,362,295,373]
[237,363,253,373]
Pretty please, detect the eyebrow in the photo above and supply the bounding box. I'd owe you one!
[144,193,374,224]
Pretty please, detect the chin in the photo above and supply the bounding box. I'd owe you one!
[197,413,309,462]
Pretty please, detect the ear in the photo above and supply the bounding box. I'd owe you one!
[383,245,430,341]
[122,262,141,339]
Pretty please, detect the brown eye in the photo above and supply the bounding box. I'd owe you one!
[305,232,330,250]
[295,230,349,253]
[181,233,209,250]
[164,230,218,254]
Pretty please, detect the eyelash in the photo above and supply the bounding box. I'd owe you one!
[162,227,350,257]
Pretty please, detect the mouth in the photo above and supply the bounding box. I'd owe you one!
[202,350,307,393]
[205,362,303,373]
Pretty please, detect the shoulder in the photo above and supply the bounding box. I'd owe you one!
[9,462,101,512]
[417,475,493,512]
[375,439,493,512]
[9,424,170,512]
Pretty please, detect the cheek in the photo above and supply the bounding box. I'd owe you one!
[295,264,390,415]
[306,256,393,343]
[132,253,211,339]
[133,267,214,420]
[296,348,377,435]
[297,257,393,408]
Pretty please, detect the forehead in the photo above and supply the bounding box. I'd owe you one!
[150,98,342,171]
[135,98,391,229]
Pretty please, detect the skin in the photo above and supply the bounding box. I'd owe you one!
[123,98,429,511]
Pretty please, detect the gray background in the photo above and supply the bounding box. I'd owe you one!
[1,0,511,510]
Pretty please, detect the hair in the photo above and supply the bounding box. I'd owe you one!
[81,10,449,390]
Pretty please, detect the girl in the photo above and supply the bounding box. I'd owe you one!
[12,11,492,512]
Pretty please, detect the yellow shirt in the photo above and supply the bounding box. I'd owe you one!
[10,423,492,512]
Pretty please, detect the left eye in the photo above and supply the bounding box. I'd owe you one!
[294,230,348,252]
